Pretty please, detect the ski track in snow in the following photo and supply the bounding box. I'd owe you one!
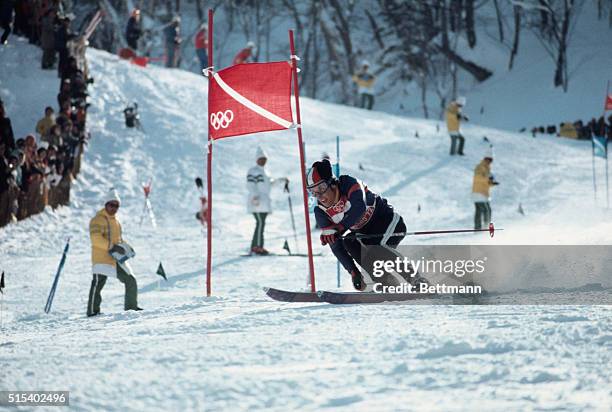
[0,38,611,411]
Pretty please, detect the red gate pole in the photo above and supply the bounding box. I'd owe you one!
[206,9,214,296]
[289,30,316,292]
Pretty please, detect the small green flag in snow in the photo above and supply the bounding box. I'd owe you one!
[156,263,167,281]
[283,240,291,255]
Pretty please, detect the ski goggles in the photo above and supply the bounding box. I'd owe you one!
[308,181,331,198]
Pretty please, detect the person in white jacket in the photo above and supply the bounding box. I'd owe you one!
[247,147,287,255]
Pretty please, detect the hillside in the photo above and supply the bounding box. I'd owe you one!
[0,37,611,411]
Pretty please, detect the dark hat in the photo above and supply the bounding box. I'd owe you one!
[307,159,334,188]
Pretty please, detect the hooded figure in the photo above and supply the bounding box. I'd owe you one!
[246,147,287,255]
[87,188,141,316]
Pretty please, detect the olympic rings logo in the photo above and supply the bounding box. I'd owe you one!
[210,110,234,130]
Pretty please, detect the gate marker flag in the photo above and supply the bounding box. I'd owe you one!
[208,62,294,140]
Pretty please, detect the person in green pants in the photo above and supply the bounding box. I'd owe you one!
[246,147,287,255]
[87,188,141,317]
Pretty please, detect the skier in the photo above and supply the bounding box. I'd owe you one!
[308,159,412,291]
[352,60,376,110]
[472,148,499,230]
[232,41,255,65]
[194,23,208,73]
[247,147,287,255]
[87,188,141,317]
[446,96,469,155]
[125,8,142,51]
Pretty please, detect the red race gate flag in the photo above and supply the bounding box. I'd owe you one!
[208,62,294,140]
[605,94,612,111]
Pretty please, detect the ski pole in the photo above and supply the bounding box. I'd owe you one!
[284,180,299,253]
[44,237,71,314]
[351,222,500,240]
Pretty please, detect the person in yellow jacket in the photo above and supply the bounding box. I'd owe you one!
[472,148,499,230]
[446,96,469,155]
[87,188,141,317]
[35,107,56,139]
[352,61,376,110]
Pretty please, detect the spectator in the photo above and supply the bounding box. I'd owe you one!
[233,41,255,65]
[352,60,376,110]
[57,78,71,109]
[125,8,142,50]
[194,23,208,73]
[0,148,20,225]
[43,124,63,148]
[446,96,469,156]
[246,146,288,255]
[0,0,15,45]
[163,16,181,68]
[40,7,57,68]
[0,100,15,155]
[36,106,56,138]
[55,13,75,78]
[472,148,499,230]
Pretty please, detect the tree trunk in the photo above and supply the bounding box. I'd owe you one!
[465,0,476,48]
[509,5,521,70]
[492,0,504,42]
[196,0,203,21]
[365,9,385,49]
[437,44,493,82]
[420,74,429,119]
[554,0,572,91]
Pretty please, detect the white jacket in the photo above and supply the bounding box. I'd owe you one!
[247,164,275,213]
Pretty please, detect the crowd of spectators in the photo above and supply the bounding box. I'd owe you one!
[529,115,612,140]
[1,1,92,228]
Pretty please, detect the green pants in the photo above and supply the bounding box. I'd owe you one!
[474,202,491,230]
[87,264,138,316]
[251,212,268,249]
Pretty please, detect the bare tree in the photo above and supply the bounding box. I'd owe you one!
[509,4,521,70]
[516,0,582,91]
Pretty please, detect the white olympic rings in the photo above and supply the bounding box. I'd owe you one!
[210,110,235,130]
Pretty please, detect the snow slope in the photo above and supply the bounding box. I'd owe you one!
[0,38,611,411]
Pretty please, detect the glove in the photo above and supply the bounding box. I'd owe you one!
[462,115,470,122]
[320,224,343,245]
[351,270,366,291]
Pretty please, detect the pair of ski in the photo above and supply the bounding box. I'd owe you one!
[264,286,436,304]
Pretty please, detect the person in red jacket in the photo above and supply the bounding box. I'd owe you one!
[232,41,255,65]
[194,23,208,73]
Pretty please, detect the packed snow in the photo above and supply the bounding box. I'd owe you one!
[0,37,610,411]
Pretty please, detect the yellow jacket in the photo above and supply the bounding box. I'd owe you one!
[352,71,375,93]
[36,116,55,137]
[89,208,123,267]
[559,122,578,139]
[446,102,462,132]
[472,160,495,198]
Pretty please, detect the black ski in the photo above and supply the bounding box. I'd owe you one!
[263,287,321,302]
[317,290,436,304]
